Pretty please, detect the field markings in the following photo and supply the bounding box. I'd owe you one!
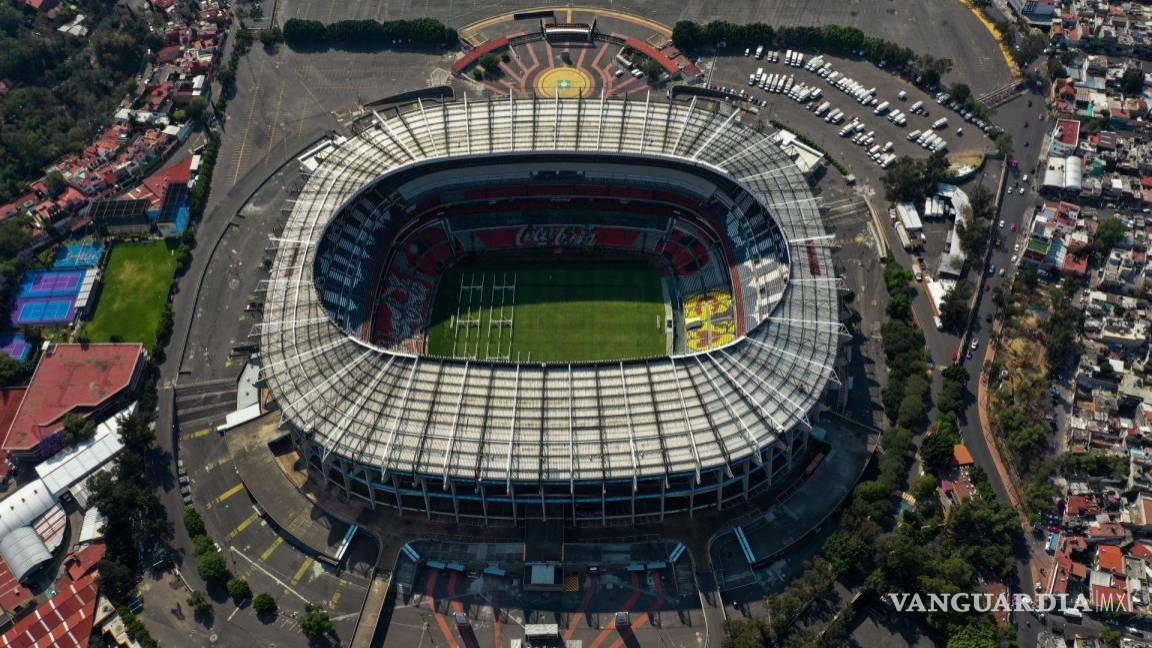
[328,577,349,609]
[261,536,286,561]
[205,483,245,510]
[180,428,212,441]
[230,547,310,603]
[224,510,261,541]
[288,557,315,588]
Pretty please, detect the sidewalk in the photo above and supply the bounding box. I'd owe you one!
[977,345,1052,587]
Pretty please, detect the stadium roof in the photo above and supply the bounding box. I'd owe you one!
[262,96,840,485]
[2,344,144,455]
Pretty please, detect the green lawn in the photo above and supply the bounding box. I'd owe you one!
[84,242,177,348]
[425,258,668,362]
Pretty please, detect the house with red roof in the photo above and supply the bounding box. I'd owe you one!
[0,344,145,460]
[0,567,99,647]
[1097,544,1125,575]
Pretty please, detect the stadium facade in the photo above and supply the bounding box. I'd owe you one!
[261,95,844,524]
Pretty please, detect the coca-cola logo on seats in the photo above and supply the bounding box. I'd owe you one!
[514,224,597,248]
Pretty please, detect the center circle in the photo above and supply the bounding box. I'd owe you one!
[535,66,593,98]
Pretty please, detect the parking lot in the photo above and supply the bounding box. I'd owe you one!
[705,51,995,181]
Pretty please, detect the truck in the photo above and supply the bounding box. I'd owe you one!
[814,101,832,116]
[909,100,924,113]
[932,117,948,130]
[895,221,913,251]
[873,101,890,115]
[755,45,764,59]
[906,129,921,141]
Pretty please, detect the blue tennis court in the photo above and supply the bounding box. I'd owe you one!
[16,270,85,299]
[0,332,29,362]
[53,242,105,269]
[12,298,76,325]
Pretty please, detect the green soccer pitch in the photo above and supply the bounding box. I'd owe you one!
[425,257,669,362]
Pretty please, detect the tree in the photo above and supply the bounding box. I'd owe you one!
[62,413,97,444]
[259,26,283,48]
[192,534,217,557]
[911,473,938,500]
[185,97,208,125]
[722,618,768,648]
[823,531,869,575]
[1094,217,1127,255]
[946,620,998,648]
[0,219,31,259]
[994,132,1013,158]
[640,57,664,81]
[1121,67,1145,96]
[43,170,67,197]
[939,280,974,329]
[949,82,972,105]
[197,550,230,584]
[956,218,990,258]
[227,578,252,602]
[186,590,211,613]
[252,592,277,615]
[183,507,206,537]
[0,354,23,386]
[298,603,334,638]
[921,431,958,470]
[98,559,137,602]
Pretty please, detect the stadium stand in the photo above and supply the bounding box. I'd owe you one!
[260,96,841,524]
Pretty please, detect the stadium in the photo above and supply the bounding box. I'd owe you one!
[260,95,844,524]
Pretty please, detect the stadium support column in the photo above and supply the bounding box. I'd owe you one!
[391,474,404,513]
[450,482,460,523]
[659,479,666,521]
[688,478,696,517]
[742,461,751,501]
[715,470,724,511]
[420,477,431,519]
[480,484,489,524]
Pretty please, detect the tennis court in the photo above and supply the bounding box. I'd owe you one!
[53,242,105,270]
[11,299,76,325]
[16,270,86,298]
[0,333,29,362]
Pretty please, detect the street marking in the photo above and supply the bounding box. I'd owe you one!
[205,483,244,509]
[230,547,309,603]
[231,58,265,185]
[225,511,260,541]
[203,457,230,472]
[261,537,285,561]
[328,577,348,609]
[180,428,212,441]
[289,557,315,587]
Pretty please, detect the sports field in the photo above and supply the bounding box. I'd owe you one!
[84,242,177,348]
[426,258,669,362]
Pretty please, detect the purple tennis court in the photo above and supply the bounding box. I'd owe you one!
[11,298,77,325]
[0,333,29,363]
[16,270,86,299]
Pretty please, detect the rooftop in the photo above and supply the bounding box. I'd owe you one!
[1,344,143,454]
